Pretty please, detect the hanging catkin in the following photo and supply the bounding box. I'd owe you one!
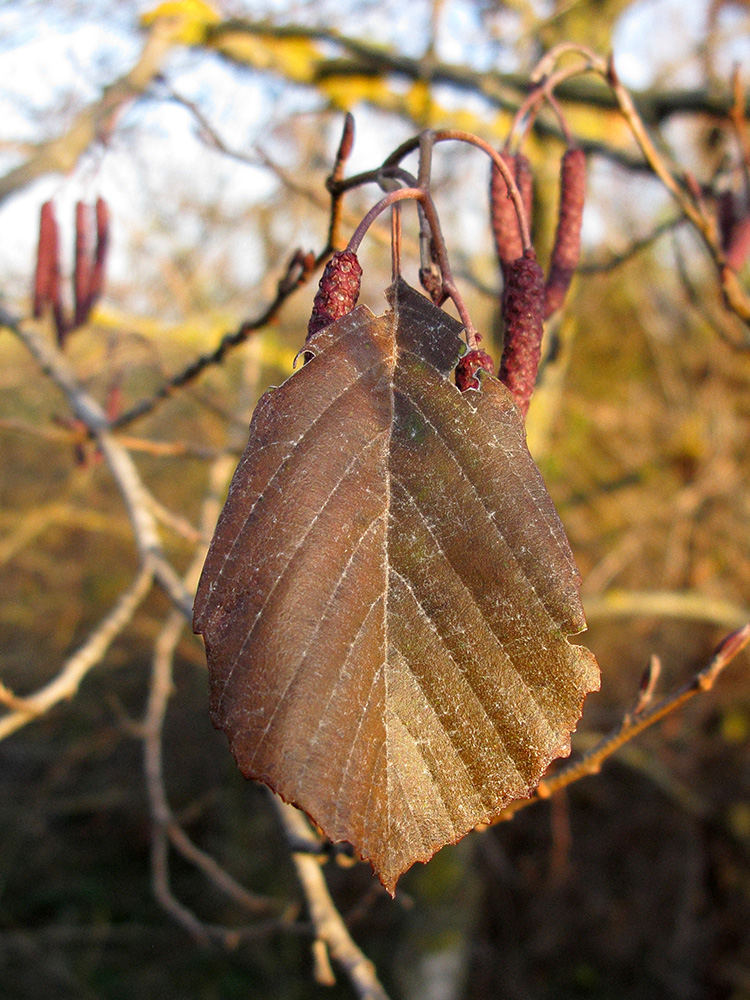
[498,248,545,416]
[544,147,586,319]
[87,197,110,311]
[73,201,94,328]
[33,201,59,319]
[490,152,534,281]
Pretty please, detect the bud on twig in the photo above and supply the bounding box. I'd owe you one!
[455,349,494,392]
[544,147,586,319]
[306,250,363,341]
[33,201,59,319]
[499,248,545,416]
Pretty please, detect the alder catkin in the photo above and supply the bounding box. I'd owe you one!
[490,152,533,276]
[717,190,735,253]
[73,201,93,328]
[499,248,545,416]
[306,250,363,340]
[544,147,586,319]
[455,349,495,392]
[87,197,110,310]
[33,201,59,319]
[515,153,534,235]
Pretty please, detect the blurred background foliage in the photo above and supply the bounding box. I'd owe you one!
[1,0,750,998]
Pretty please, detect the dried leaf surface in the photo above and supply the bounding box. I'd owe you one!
[194,279,599,893]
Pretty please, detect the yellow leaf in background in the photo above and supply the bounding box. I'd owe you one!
[318,74,395,111]
[403,80,432,124]
[140,0,221,46]
[209,32,323,85]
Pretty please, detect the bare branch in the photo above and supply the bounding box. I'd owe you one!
[143,454,280,939]
[1,308,193,617]
[0,21,178,205]
[0,564,153,742]
[274,800,392,1000]
[584,589,749,630]
[492,624,750,824]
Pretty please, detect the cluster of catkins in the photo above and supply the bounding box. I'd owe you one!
[33,198,109,346]
[469,145,586,415]
[304,145,585,419]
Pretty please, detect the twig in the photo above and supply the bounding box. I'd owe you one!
[578,215,686,273]
[492,623,750,823]
[382,129,532,251]
[0,19,179,205]
[583,589,750,629]
[2,309,193,618]
[344,183,478,344]
[0,564,154,742]
[274,800,391,1000]
[143,455,279,942]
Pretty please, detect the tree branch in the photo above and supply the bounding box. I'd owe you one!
[492,623,750,824]
[0,20,178,205]
[0,563,153,742]
[274,800,392,1000]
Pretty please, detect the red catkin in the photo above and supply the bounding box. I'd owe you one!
[73,201,94,328]
[499,248,545,416]
[717,190,736,253]
[726,215,750,271]
[544,147,586,319]
[33,201,59,319]
[515,153,534,235]
[455,349,495,392]
[490,152,534,276]
[87,197,110,311]
[306,250,363,341]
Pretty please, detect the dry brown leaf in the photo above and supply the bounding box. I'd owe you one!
[194,279,599,894]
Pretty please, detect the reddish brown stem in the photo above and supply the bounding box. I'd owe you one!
[345,186,478,345]
[382,130,532,252]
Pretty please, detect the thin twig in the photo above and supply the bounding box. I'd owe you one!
[274,800,391,1000]
[583,588,750,629]
[578,215,686,274]
[492,623,750,823]
[0,564,154,742]
[2,309,193,617]
[143,454,279,942]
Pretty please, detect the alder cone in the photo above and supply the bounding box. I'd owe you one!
[544,148,586,319]
[195,279,599,894]
[307,250,363,339]
[499,249,545,416]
